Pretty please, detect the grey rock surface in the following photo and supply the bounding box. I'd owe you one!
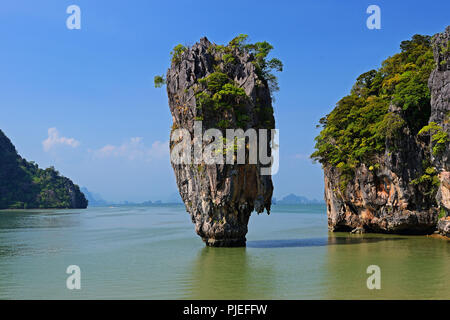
[437,217,450,237]
[429,26,450,235]
[166,37,274,246]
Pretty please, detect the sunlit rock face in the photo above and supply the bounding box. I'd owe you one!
[166,37,274,246]
[325,26,450,235]
[324,158,438,234]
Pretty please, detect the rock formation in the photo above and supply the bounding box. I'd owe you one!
[164,37,278,246]
[314,27,449,235]
[429,26,450,236]
[0,129,88,209]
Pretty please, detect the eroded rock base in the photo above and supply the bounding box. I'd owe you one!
[203,238,247,247]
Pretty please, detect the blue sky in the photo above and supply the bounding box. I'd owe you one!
[0,0,449,202]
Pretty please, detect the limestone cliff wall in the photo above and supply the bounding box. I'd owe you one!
[166,38,274,246]
[429,27,450,236]
[324,26,450,235]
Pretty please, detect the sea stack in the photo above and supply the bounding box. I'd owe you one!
[165,36,277,246]
[312,26,450,235]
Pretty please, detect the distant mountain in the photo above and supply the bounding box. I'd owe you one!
[275,193,324,205]
[109,199,184,207]
[166,192,183,204]
[80,188,108,207]
[80,188,184,207]
[0,129,87,209]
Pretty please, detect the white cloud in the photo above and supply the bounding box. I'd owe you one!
[42,128,80,152]
[93,137,168,161]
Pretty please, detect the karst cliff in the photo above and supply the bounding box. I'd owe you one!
[159,35,281,246]
[312,26,450,236]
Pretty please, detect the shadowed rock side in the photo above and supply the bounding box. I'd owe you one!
[429,27,450,237]
[320,26,450,235]
[166,37,274,246]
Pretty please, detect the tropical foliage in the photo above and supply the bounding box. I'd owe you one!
[226,34,283,94]
[154,75,166,88]
[171,44,187,64]
[311,34,436,177]
[0,130,87,209]
[418,122,449,155]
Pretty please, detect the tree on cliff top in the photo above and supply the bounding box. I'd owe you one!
[154,34,283,97]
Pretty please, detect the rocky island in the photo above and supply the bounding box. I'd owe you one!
[312,26,450,237]
[0,129,87,209]
[156,35,282,246]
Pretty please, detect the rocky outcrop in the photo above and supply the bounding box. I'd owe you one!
[324,27,450,235]
[324,154,437,234]
[166,37,274,246]
[429,26,450,236]
[0,129,87,209]
[437,217,450,237]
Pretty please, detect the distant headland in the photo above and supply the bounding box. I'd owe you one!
[0,129,87,209]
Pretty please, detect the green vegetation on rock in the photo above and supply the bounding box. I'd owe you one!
[439,40,450,65]
[411,161,440,199]
[195,72,249,127]
[156,35,281,131]
[418,121,449,155]
[0,130,87,209]
[225,34,283,94]
[154,75,166,88]
[438,207,447,219]
[171,44,187,64]
[311,34,435,176]
[199,35,282,129]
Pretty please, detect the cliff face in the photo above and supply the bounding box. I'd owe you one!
[429,27,450,236]
[166,37,274,246]
[319,27,450,235]
[324,150,437,234]
[324,102,438,234]
[0,129,88,209]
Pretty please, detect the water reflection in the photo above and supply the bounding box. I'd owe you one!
[324,233,450,299]
[248,235,405,248]
[185,246,275,299]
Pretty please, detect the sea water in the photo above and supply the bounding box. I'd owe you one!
[0,204,448,299]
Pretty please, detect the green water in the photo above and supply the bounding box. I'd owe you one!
[0,204,448,299]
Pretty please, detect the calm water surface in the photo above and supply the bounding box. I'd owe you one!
[0,204,448,299]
